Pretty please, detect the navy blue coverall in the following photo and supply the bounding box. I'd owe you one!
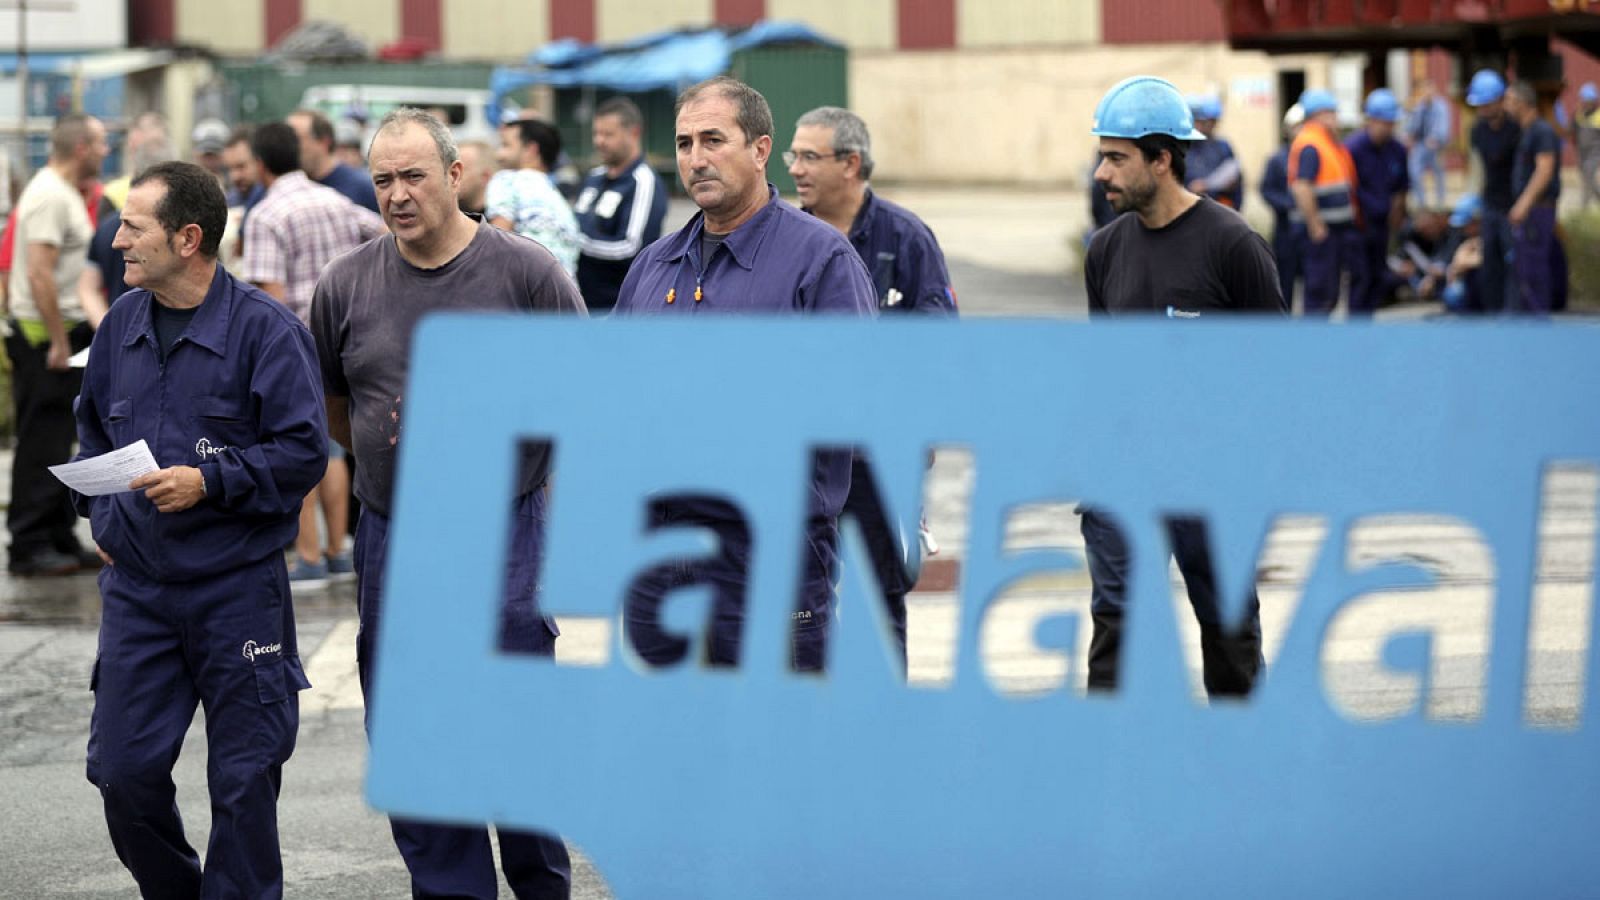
[841,189,957,662]
[613,185,876,671]
[73,266,327,899]
[1346,129,1410,313]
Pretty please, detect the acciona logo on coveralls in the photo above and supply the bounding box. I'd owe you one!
[195,437,230,459]
[242,640,282,663]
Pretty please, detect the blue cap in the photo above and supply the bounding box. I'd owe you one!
[1581,83,1598,104]
[1364,88,1401,122]
[1466,69,1506,106]
[1299,89,1338,116]
[1187,94,1223,121]
[1449,194,1482,228]
[1092,76,1208,141]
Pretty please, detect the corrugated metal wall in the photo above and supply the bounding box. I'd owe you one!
[1102,0,1225,44]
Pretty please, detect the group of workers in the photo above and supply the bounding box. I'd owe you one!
[61,73,958,898]
[1097,69,1582,318]
[29,53,1589,895]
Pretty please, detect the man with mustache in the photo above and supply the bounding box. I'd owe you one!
[612,76,875,672]
[1082,76,1283,699]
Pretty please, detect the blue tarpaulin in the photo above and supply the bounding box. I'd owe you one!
[489,21,840,113]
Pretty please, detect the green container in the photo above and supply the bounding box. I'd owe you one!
[217,60,498,124]
[731,43,849,187]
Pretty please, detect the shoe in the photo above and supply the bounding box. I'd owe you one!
[9,549,81,577]
[326,550,355,581]
[288,557,329,590]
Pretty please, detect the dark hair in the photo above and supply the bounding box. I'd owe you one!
[50,113,96,160]
[511,119,562,171]
[290,108,335,148]
[227,124,255,149]
[595,96,643,130]
[676,76,773,142]
[252,122,302,176]
[1134,134,1189,183]
[130,161,227,259]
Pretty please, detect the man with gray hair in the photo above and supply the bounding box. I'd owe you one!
[310,107,584,899]
[786,104,957,663]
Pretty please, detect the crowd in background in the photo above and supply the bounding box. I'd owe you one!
[1092,72,1598,317]
[0,99,669,580]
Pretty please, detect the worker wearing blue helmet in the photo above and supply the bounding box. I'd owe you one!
[1290,88,1365,316]
[1082,75,1281,698]
[1185,94,1245,211]
[1345,88,1410,313]
[1467,68,1518,313]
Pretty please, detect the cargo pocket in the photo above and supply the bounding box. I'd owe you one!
[252,656,289,704]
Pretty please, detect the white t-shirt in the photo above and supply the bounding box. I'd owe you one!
[8,166,92,324]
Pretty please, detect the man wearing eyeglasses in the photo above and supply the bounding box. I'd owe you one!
[787,106,956,664]
[612,77,876,672]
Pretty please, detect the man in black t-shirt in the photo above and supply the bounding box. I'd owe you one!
[1504,81,1562,316]
[1083,76,1283,699]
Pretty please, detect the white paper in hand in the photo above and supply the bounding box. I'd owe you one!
[48,440,160,496]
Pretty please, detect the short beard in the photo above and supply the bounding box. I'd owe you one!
[1107,176,1157,215]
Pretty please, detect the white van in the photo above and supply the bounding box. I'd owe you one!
[297,84,499,148]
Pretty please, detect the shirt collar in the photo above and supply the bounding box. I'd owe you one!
[659,183,781,270]
[265,169,311,197]
[122,264,235,356]
[847,187,878,243]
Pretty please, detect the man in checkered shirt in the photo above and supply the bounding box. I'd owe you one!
[242,121,384,587]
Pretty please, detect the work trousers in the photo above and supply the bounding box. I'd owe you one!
[6,321,94,562]
[88,557,308,899]
[354,492,570,900]
[1297,224,1364,317]
[1079,509,1263,698]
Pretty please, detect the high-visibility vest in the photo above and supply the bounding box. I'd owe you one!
[1287,121,1360,226]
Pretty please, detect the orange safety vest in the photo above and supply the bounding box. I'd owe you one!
[1287,120,1361,226]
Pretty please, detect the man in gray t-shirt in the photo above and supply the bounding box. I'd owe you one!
[309,108,585,900]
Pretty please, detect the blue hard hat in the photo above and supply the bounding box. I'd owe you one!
[1449,194,1482,228]
[1466,69,1506,106]
[1092,76,1208,141]
[1364,88,1401,122]
[1582,83,1599,103]
[1299,89,1338,116]
[1187,94,1223,121]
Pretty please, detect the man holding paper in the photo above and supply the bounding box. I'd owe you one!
[69,161,327,897]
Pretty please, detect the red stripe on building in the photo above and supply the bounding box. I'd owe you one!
[400,0,442,51]
[265,0,302,48]
[550,0,596,43]
[128,0,176,46]
[1103,0,1224,43]
[715,0,765,27]
[897,0,955,50]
